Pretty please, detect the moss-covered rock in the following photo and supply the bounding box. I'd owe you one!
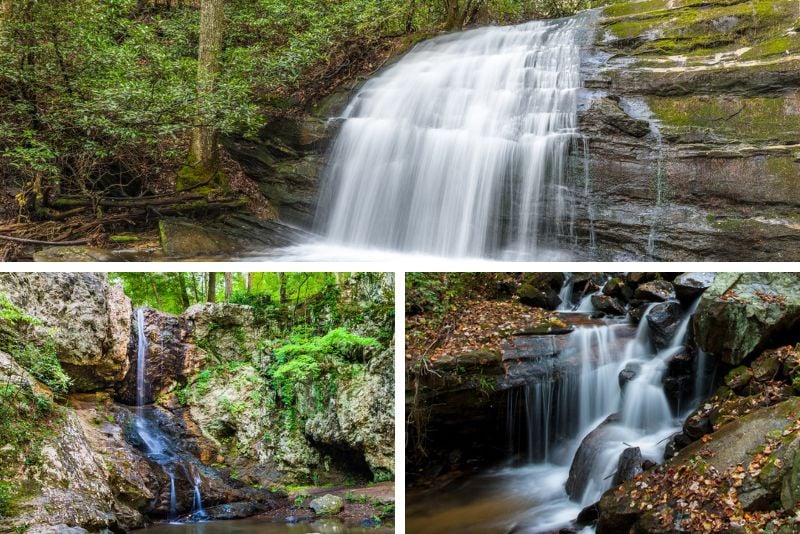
[693,273,800,365]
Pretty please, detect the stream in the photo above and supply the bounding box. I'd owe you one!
[136,518,394,534]
[408,278,714,533]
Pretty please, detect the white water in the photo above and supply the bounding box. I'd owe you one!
[317,16,588,259]
[134,309,204,521]
[503,294,705,529]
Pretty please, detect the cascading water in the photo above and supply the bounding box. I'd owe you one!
[501,287,709,530]
[133,309,205,522]
[317,15,591,259]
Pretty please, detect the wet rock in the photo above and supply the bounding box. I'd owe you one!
[576,502,599,526]
[683,413,712,441]
[612,447,642,486]
[159,215,308,259]
[618,362,640,391]
[602,277,626,299]
[646,300,683,349]
[566,414,624,500]
[309,494,344,515]
[586,97,651,138]
[693,273,800,365]
[673,272,716,305]
[518,273,566,310]
[0,273,132,391]
[33,246,120,262]
[202,501,268,520]
[591,294,625,316]
[724,366,753,390]
[633,280,676,303]
[628,302,650,323]
[664,432,693,460]
[626,273,657,286]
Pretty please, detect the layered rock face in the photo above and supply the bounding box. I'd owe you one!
[572,0,800,260]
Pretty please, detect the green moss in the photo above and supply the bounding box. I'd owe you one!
[647,95,800,143]
[604,0,798,57]
[0,482,13,516]
[604,0,668,18]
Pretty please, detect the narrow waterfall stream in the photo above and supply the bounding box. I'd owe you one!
[303,14,592,261]
[408,282,712,533]
[132,309,205,522]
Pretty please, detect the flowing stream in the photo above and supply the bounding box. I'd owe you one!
[133,309,205,521]
[310,15,591,260]
[408,282,710,533]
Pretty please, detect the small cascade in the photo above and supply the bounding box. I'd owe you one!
[504,288,711,528]
[556,273,574,311]
[132,309,205,522]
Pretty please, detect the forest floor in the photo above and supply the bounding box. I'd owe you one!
[406,295,563,366]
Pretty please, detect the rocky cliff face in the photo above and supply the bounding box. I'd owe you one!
[575,0,800,260]
[0,273,132,391]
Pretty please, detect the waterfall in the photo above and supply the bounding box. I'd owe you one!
[506,293,708,523]
[133,309,204,522]
[318,15,589,259]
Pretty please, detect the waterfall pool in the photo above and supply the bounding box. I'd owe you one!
[136,518,394,533]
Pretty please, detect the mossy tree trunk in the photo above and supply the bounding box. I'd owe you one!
[178,0,226,191]
[443,0,481,30]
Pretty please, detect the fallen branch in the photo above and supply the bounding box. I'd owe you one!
[0,234,90,246]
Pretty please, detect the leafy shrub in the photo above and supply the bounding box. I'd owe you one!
[12,339,71,397]
[0,482,13,516]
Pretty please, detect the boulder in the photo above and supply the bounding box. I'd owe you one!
[633,280,676,303]
[693,273,800,365]
[598,398,800,532]
[566,414,626,501]
[602,277,626,299]
[591,294,626,316]
[612,447,642,486]
[309,494,344,515]
[673,272,716,305]
[517,273,565,310]
[646,300,683,349]
[0,273,132,391]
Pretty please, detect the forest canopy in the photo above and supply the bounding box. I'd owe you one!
[0,0,590,255]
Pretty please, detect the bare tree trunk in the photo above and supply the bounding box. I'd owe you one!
[224,272,232,300]
[207,272,217,302]
[178,0,226,191]
[245,272,252,292]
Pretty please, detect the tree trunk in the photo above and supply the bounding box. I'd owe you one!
[278,273,288,304]
[245,272,252,292]
[177,273,190,308]
[224,272,232,301]
[178,0,226,191]
[207,272,217,302]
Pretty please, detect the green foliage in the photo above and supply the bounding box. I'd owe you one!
[0,296,41,326]
[0,482,13,517]
[11,339,71,397]
[269,328,377,429]
[293,493,310,506]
